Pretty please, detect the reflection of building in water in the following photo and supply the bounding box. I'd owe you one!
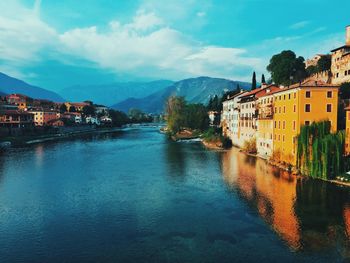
[221,148,350,255]
[222,148,301,249]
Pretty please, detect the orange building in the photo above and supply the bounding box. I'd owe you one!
[30,109,60,126]
[273,80,339,165]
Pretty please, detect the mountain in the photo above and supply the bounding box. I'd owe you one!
[60,80,174,105]
[112,76,251,113]
[0,72,64,102]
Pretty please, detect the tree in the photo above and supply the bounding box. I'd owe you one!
[165,96,186,133]
[59,103,67,113]
[108,109,129,127]
[251,72,257,90]
[267,50,307,85]
[306,65,318,76]
[184,103,209,131]
[339,82,350,100]
[69,105,76,112]
[261,74,266,84]
[317,55,331,72]
[82,105,95,116]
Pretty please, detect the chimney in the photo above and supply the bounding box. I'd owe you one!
[346,25,350,45]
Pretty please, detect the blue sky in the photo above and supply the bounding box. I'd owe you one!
[0,0,349,91]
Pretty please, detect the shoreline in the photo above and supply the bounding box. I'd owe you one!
[0,126,126,148]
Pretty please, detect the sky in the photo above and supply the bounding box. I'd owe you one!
[0,0,349,91]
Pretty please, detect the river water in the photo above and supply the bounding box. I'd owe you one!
[0,127,349,263]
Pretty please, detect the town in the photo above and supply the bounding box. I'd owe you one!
[0,94,154,143]
[221,25,350,180]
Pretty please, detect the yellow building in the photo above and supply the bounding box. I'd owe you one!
[273,80,339,165]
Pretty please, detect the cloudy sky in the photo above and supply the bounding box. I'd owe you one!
[0,0,349,91]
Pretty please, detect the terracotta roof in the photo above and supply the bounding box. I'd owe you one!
[345,106,350,111]
[240,84,281,99]
[272,80,339,95]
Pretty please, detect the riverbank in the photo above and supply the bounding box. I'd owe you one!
[0,126,125,147]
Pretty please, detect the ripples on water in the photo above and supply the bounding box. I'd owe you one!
[0,127,349,263]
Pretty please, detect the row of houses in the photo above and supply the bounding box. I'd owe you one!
[222,25,350,166]
[0,93,112,129]
[222,80,339,165]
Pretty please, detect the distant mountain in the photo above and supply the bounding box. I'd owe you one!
[112,76,251,113]
[0,72,64,102]
[60,80,174,105]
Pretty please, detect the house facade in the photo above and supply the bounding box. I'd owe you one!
[331,25,350,84]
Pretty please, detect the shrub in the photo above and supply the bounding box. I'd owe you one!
[243,138,257,154]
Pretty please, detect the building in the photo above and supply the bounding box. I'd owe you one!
[86,116,100,125]
[305,54,327,68]
[6,94,33,110]
[272,80,338,165]
[221,91,247,146]
[0,110,34,128]
[331,25,350,84]
[95,105,109,115]
[238,85,280,148]
[64,102,90,112]
[208,111,219,126]
[62,112,82,124]
[30,109,60,126]
[256,85,281,158]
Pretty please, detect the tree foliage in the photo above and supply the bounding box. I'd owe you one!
[267,50,307,85]
[339,82,350,100]
[261,74,266,84]
[69,105,76,112]
[82,105,96,116]
[165,96,209,133]
[317,55,331,72]
[108,109,129,127]
[296,121,346,179]
[59,103,67,113]
[251,71,257,90]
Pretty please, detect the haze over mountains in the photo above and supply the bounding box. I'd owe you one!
[60,80,174,106]
[0,72,64,102]
[112,77,251,113]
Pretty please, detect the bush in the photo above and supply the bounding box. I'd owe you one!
[243,138,257,154]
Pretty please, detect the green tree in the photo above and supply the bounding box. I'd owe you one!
[108,109,129,127]
[267,50,307,85]
[184,104,209,131]
[59,103,67,113]
[261,74,266,84]
[82,105,95,116]
[317,55,331,72]
[306,65,318,76]
[251,71,257,90]
[165,96,186,133]
[69,105,76,112]
[339,82,350,100]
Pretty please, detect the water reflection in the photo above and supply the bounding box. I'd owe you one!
[222,148,350,257]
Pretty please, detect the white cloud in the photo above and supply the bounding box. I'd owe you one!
[290,20,310,30]
[196,11,206,17]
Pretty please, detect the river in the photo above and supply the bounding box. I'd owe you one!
[0,127,349,263]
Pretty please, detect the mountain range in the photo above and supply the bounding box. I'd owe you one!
[60,80,174,106]
[112,77,251,113]
[0,72,64,102]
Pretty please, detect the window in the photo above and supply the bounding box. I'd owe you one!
[294,92,296,99]
[327,91,332,98]
[284,95,286,100]
[293,121,296,130]
[274,121,276,128]
[283,121,285,129]
[278,121,281,129]
[282,135,285,142]
[305,121,310,126]
[293,105,296,113]
[327,104,332,112]
[288,94,291,99]
[283,106,286,113]
[305,91,311,98]
[305,104,311,112]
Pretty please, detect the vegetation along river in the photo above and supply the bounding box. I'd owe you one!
[0,126,349,262]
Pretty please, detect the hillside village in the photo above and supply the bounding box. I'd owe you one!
[221,25,350,179]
